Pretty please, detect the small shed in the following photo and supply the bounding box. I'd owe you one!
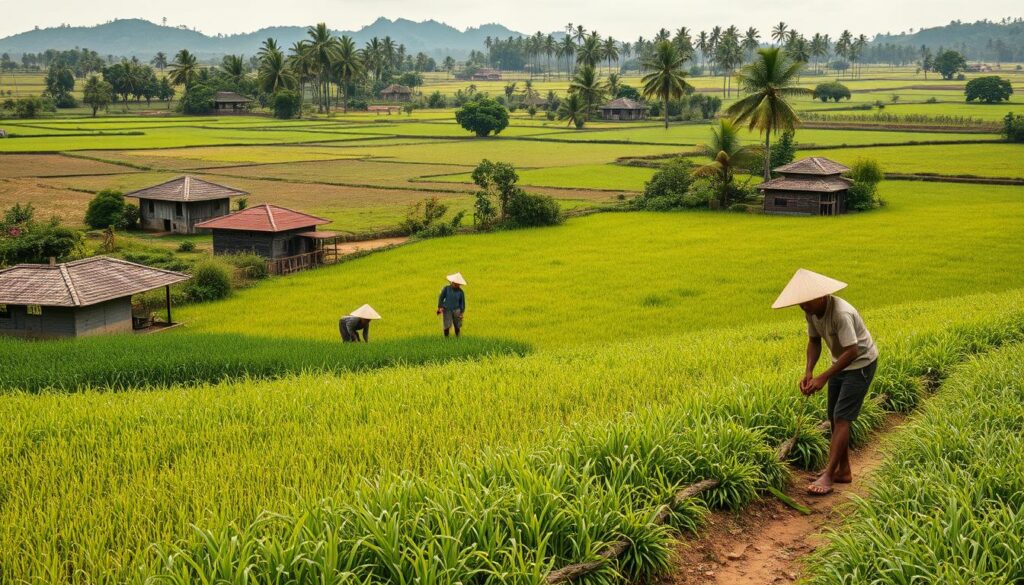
[213,91,253,112]
[195,204,339,275]
[759,157,853,216]
[471,68,502,81]
[127,176,247,235]
[0,256,190,339]
[598,98,648,121]
[380,84,413,102]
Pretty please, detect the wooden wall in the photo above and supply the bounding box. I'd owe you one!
[0,298,134,338]
[139,198,230,234]
[762,191,821,215]
[211,228,315,259]
[74,298,133,337]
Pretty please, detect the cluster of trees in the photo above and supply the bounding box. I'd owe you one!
[0,204,81,266]
[812,81,852,102]
[965,76,1013,103]
[471,160,561,229]
[0,48,109,76]
[1001,113,1024,143]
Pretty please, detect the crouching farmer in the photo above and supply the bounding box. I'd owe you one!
[437,272,467,337]
[340,304,381,342]
[772,269,878,496]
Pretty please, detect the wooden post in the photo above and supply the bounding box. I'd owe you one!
[165,286,172,324]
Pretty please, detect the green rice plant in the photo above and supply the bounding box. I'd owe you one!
[807,343,1024,584]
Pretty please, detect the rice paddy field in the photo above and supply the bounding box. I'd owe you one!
[1,62,1024,584]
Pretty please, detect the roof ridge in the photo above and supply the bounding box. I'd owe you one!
[58,264,81,306]
[264,204,278,231]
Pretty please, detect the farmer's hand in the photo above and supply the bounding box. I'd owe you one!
[436,308,443,315]
[799,372,813,395]
[804,375,827,395]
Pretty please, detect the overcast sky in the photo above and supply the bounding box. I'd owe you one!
[0,0,1019,39]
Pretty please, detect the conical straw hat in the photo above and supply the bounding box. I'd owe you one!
[771,269,847,309]
[349,304,382,320]
[446,272,467,286]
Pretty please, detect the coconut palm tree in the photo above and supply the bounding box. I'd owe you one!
[569,64,605,115]
[220,54,246,83]
[607,72,621,96]
[557,92,587,128]
[558,35,576,79]
[168,49,199,89]
[602,36,618,73]
[771,22,788,46]
[544,34,556,79]
[333,35,363,112]
[810,33,827,73]
[641,40,692,129]
[695,118,756,207]
[696,31,709,74]
[742,28,760,60]
[258,46,295,94]
[577,32,603,68]
[726,47,810,180]
[151,52,168,71]
[573,25,587,45]
[306,23,339,112]
[258,38,280,60]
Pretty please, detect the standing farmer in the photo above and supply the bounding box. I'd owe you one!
[339,304,381,342]
[437,272,467,337]
[772,269,878,496]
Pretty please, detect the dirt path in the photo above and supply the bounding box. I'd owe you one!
[662,418,902,585]
[335,237,408,255]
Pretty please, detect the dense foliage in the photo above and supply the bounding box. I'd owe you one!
[183,259,233,302]
[964,75,1013,103]
[845,158,885,211]
[178,84,216,115]
[932,49,967,80]
[270,89,302,119]
[812,81,852,102]
[0,203,81,265]
[1003,112,1024,143]
[470,159,561,228]
[634,158,700,210]
[455,97,509,137]
[401,196,465,238]
[84,189,134,229]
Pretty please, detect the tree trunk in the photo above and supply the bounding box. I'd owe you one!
[763,126,772,181]
[664,94,669,129]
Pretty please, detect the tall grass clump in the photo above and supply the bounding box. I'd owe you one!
[808,343,1024,584]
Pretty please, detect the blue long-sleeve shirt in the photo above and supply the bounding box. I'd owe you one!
[438,285,465,313]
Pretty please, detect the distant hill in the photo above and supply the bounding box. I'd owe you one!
[873,19,1024,62]
[0,18,529,60]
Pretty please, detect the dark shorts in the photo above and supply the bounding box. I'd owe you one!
[827,359,878,422]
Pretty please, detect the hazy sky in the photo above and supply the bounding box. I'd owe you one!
[0,0,1019,39]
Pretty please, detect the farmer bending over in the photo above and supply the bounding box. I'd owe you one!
[437,272,467,337]
[340,304,381,342]
[773,269,878,496]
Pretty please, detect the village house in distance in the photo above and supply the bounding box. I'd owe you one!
[380,84,413,101]
[212,91,253,112]
[759,157,853,216]
[598,98,648,121]
[127,176,247,235]
[0,257,190,338]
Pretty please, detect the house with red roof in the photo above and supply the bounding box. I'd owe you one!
[195,204,340,275]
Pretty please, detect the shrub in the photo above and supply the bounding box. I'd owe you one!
[119,250,191,272]
[226,253,269,280]
[12,96,48,119]
[184,260,233,302]
[347,99,369,111]
[545,110,555,121]
[235,197,248,211]
[401,196,465,238]
[178,84,215,115]
[616,85,641,100]
[84,190,129,229]
[813,82,851,103]
[964,76,1013,104]
[845,159,884,211]
[427,91,447,109]
[634,158,697,210]
[506,192,562,227]
[271,90,302,119]
[0,204,82,265]
[455,97,509,137]
[177,241,196,252]
[1002,113,1024,143]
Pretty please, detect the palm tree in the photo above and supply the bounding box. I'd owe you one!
[557,92,587,128]
[443,56,455,79]
[695,118,756,207]
[168,49,199,89]
[333,35,363,112]
[544,34,556,79]
[742,28,760,60]
[220,54,246,83]
[607,72,621,97]
[573,25,587,45]
[726,47,810,180]
[577,32,603,68]
[641,40,692,129]
[603,36,618,73]
[569,64,605,116]
[558,35,576,78]
[306,23,339,112]
[258,38,280,60]
[151,52,167,71]
[771,22,788,46]
[258,46,295,94]
[696,31,709,74]
[810,34,827,73]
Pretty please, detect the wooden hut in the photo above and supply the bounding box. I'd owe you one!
[127,176,246,235]
[598,98,648,121]
[470,68,502,81]
[195,204,340,275]
[380,84,413,102]
[0,256,190,339]
[759,157,853,216]
[213,91,253,112]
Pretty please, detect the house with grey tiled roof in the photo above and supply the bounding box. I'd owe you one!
[598,98,648,121]
[126,176,247,234]
[0,256,190,338]
[759,157,854,216]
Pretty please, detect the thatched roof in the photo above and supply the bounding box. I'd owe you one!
[759,175,854,193]
[599,98,647,110]
[0,256,189,307]
[380,84,413,94]
[126,176,248,203]
[195,204,330,233]
[773,157,850,176]
[213,91,253,104]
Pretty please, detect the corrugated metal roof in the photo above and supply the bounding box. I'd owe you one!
[126,176,248,202]
[773,157,850,176]
[0,257,190,307]
[194,204,330,233]
[758,175,854,193]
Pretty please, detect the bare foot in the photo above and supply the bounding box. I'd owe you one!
[834,473,853,484]
[807,476,834,495]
